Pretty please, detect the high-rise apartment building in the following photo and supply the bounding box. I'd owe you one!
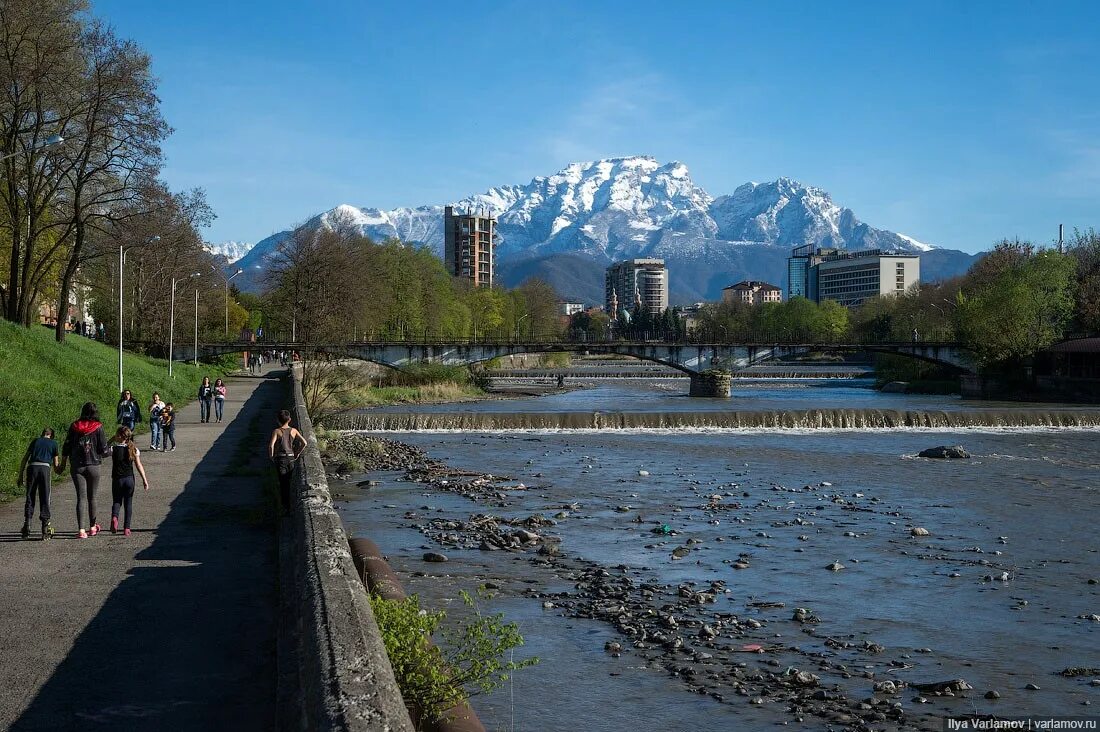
[605,258,668,317]
[444,206,496,287]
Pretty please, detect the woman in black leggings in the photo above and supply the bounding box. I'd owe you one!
[109,426,150,536]
[59,402,109,538]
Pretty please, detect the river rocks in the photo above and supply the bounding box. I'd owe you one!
[638,470,650,477]
[985,690,1001,699]
[880,381,909,393]
[918,445,971,459]
[1060,667,1100,677]
[910,527,931,537]
[825,561,845,571]
[1025,682,1041,690]
[423,551,448,562]
[912,678,973,694]
[873,680,900,694]
[792,607,820,624]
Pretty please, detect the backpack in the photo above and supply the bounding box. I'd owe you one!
[76,431,98,464]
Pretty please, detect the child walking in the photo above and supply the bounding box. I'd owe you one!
[108,427,150,536]
[160,403,176,451]
[18,428,60,540]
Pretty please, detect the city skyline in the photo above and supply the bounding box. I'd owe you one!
[93,1,1100,253]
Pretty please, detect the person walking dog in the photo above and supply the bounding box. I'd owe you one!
[18,428,60,540]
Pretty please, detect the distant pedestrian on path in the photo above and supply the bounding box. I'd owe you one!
[148,392,165,450]
[160,403,176,451]
[59,402,109,539]
[108,427,150,537]
[912,328,920,343]
[116,389,142,431]
[198,377,214,423]
[268,410,306,516]
[18,428,59,540]
[214,378,227,422]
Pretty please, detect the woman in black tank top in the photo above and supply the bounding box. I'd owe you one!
[108,426,150,536]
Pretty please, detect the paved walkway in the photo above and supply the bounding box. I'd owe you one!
[0,368,285,731]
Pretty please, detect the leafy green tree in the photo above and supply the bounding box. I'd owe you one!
[954,248,1076,367]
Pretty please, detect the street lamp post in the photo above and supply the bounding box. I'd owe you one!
[194,286,200,366]
[168,272,200,378]
[0,134,64,163]
[226,267,242,337]
[118,242,124,393]
[514,314,529,341]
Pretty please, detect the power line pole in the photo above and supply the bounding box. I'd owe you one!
[1058,223,1064,254]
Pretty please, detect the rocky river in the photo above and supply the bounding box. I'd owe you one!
[326,380,1100,731]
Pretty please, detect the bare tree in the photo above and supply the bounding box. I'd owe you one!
[50,21,168,341]
[0,0,87,324]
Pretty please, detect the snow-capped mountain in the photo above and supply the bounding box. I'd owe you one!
[233,156,974,301]
[204,240,253,264]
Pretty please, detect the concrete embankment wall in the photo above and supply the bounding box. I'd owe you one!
[280,365,414,732]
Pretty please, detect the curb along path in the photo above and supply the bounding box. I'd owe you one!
[0,368,283,731]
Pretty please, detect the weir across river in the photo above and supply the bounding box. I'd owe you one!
[189,339,977,396]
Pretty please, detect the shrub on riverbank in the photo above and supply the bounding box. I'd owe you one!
[0,321,232,499]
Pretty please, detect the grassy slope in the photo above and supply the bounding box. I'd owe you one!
[0,321,233,499]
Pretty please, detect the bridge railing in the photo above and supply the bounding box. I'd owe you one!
[218,327,963,349]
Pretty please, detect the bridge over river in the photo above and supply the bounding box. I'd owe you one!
[191,339,976,396]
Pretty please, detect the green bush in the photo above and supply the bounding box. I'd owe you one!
[0,321,232,499]
[385,362,471,387]
[370,590,536,730]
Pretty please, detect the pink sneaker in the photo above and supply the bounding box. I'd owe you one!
[110,517,118,534]
[124,528,131,537]
[78,529,88,539]
[89,523,101,537]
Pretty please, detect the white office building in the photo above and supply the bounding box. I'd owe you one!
[814,250,920,307]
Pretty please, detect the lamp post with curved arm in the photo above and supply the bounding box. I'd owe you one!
[169,272,201,378]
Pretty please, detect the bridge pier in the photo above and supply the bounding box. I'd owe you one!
[689,371,731,398]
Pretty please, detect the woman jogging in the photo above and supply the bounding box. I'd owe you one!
[108,427,150,536]
[148,392,166,450]
[18,428,59,540]
[197,377,214,423]
[160,403,176,451]
[116,389,142,431]
[213,378,227,423]
[59,402,109,538]
[268,410,306,516]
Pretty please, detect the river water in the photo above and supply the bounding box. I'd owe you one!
[331,380,1100,731]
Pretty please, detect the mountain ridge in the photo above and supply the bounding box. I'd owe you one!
[230,156,972,302]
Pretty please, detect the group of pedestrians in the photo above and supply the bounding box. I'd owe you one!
[17,371,307,540]
[16,375,227,540]
[18,402,149,541]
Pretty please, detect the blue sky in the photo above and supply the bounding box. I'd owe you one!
[94,1,1100,253]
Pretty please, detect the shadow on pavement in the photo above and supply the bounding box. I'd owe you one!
[11,374,284,732]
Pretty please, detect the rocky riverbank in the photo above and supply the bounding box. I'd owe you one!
[322,432,1100,730]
